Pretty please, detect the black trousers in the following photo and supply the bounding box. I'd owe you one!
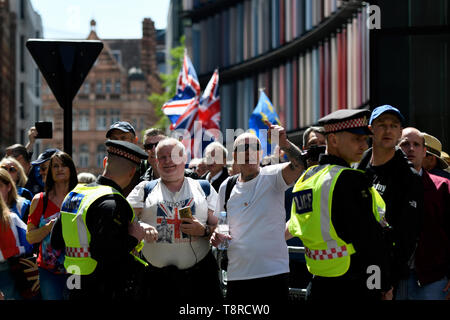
[144,250,224,304]
[226,273,290,304]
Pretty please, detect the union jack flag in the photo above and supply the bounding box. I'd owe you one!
[171,69,221,160]
[162,50,201,129]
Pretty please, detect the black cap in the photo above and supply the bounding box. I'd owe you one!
[318,109,372,135]
[105,140,147,165]
[31,148,60,165]
[106,121,136,138]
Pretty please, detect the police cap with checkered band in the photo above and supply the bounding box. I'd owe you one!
[318,109,372,135]
[105,140,148,165]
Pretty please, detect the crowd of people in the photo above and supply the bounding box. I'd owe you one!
[0,105,449,304]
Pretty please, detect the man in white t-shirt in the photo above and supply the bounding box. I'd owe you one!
[127,138,223,303]
[211,122,305,304]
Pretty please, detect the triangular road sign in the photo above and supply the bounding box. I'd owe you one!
[26,39,103,109]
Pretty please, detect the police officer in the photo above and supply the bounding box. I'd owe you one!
[51,140,150,300]
[286,109,393,301]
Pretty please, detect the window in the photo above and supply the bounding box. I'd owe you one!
[20,36,25,72]
[83,82,90,94]
[35,68,40,97]
[111,50,122,64]
[110,109,120,125]
[96,144,106,168]
[114,80,121,94]
[96,109,107,130]
[35,105,40,122]
[72,109,77,129]
[20,82,25,120]
[79,144,89,168]
[78,110,90,130]
[105,79,112,93]
[96,80,103,93]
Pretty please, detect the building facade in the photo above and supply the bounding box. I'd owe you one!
[9,0,43,149]
[0,0,16,154]
[175,0,448,150]
[41,19,162,175]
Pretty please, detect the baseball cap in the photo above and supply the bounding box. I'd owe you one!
[106,121,136,138]
[31,148,60,165]
[369,105,405,126]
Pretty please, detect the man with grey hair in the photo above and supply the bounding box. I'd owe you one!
[202,141,229,191]
[211,122,305,305]
[133,138,223,303]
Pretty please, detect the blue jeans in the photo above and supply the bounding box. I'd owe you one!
[0,262,22,300]
[38,267,69,300]
[396,270,448,300]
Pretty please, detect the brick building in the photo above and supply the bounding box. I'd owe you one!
[41,19,162,175]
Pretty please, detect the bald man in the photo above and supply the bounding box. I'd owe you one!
[397,128,450,300]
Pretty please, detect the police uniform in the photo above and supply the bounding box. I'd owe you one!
[51,140,148,300]
[288,109,392,301]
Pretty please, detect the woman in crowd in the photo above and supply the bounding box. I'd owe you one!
[0,168,31,223]
[26,151,78,300]
[0,191,33,300]
[0,157,33,201]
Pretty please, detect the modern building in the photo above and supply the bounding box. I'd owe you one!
[173,0,449,150]
[40,19,162,175]
[0,0,16,154]
[0,0,42,155]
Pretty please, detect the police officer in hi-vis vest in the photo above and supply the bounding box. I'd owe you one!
[51,140,150,300]
[286,109,393,301]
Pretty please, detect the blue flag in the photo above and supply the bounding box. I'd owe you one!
[248,91,281,157]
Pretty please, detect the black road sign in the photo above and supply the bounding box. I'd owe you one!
[26,40,103,156]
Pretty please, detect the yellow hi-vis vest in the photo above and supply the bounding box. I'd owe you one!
[288,164,387,277]
[61,184,137,275]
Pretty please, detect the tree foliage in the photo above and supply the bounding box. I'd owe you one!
[148,36,186,129]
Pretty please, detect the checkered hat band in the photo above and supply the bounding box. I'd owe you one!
[107,146,140,164]
[66,246,91,258]
[305,245,349,260]
[324,117,367,133]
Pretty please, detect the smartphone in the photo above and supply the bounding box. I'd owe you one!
[179,206,193,219]
[35,121,53,139]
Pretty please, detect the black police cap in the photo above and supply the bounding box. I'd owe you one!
[105,140,148,165]
[318,109,372,135]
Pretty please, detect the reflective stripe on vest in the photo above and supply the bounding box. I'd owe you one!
[61,184,134,275]
[289,164,385,277]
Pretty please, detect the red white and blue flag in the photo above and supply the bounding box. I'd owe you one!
[162,50,201,129]
[168,67,221,160]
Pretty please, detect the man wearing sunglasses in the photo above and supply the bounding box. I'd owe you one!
[211,122,305,305]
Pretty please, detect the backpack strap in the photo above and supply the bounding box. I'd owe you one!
[197,179,211,198]
[143,179,160,203]
[224,174,239,212]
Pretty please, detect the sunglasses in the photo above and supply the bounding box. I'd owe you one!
[144,142,159,150]
[1,166,17,173]
[234,143,261,152]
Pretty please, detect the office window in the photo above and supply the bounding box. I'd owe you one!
[96,144,106,168]
[114,80,121,94]
[96,80,103,93]
[110,109,120,125]
[79,144,89,168]
[78,110,90,130]
[96,109,108,130]
[105,80,112,93]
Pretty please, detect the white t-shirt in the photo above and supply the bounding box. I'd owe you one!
[215,164,291,281]
[128,178,218,269]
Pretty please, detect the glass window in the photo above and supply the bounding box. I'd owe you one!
[96,80,103,93]
[96,144,106,168]
[79,110,90,131]
[114,80,121,94]
[96,109,108,130]
[83,82,90,94]
[105,79,112,93]
[79,144,89,168]
[110,109,120,125]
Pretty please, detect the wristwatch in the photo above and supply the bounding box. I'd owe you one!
[203,224,211,237]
